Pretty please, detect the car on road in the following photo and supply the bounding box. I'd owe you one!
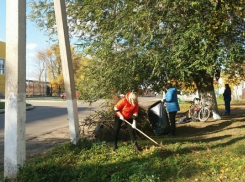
[60,93,81,99]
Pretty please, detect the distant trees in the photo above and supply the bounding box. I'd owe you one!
[33,44,87,95]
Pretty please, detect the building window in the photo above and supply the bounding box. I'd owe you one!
[0,58,5,75]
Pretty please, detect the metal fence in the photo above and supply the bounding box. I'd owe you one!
[0,81,65,98]
[26,80,65,97]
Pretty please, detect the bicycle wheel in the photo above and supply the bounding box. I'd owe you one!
[198,107,210,122]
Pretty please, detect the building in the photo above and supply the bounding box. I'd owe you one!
[0,42,56,98]
[217,77,245,100]
[0,41,5,96]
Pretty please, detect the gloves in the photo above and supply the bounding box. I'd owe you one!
[132,120,136,129]
[119,115,124,121]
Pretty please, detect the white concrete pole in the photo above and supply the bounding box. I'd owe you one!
[54,0,80,144]
[4,0,26,179]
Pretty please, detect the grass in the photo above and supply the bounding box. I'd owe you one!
[2,98,245,181]
[0,102,32,109]
[26,97,64,101]
[14,120,245,182]
[179,98,245,111]
[0,102,4,109]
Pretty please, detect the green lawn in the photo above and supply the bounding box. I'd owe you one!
[0,102,4,109]
[0,102,31,109]
[179,98,245,111]
[1,98,245,181]
[15,123,245,182]
[26,97,63,101]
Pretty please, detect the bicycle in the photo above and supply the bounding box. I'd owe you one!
[188,98,211,122]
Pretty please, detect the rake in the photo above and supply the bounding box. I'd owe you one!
[123,119,160,146]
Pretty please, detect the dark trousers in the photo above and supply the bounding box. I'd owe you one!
[113,116,136,147]
[169,111,177,135]
[225,100,231,114]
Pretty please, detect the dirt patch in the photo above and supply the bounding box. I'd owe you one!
[173,105,245,143]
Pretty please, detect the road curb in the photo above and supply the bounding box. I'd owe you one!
[0,105,34,114]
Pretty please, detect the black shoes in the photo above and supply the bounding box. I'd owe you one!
[134,142,142,152]
[113,142,142,152]
[168,133,175,137]
[113,145,118,152]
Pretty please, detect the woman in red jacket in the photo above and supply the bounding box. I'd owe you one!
[113,92,140,152]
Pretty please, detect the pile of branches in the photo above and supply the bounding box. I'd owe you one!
[80,95,155,142]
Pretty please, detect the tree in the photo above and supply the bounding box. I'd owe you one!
[33,44,85,95]
[29,0,245,116]
[160,0,245,116]
[33,50,46,95]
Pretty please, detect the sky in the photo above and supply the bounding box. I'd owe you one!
[0,0,76,80]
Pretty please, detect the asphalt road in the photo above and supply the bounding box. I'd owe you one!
[0,100,102,138]
[0,97,161,139]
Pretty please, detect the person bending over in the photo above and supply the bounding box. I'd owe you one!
[113,91,140,152]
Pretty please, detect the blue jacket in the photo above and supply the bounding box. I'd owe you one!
[165,87,180,112]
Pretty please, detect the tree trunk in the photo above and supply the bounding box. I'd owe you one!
[193,71,221,120]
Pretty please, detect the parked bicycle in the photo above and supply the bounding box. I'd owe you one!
[188,98,211,122]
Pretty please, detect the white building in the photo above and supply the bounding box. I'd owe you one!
[217,78,245,100]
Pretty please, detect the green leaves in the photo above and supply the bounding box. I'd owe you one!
[28,0,245,100]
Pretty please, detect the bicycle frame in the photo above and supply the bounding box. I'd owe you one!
[188,98,210,122]
[188,98,201,118]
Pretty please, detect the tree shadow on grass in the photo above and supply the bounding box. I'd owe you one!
[150,118,245,157]
[17,135,245,182]
[156,134,245,153]
[13,118,245,182]
[9,110,245,181]
[176,120,234,137]
[211,136,245,149]
[16,142,197,182]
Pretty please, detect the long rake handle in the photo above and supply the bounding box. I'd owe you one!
[123,119,160,146]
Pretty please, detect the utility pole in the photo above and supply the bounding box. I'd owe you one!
[45,64,47,96]
[28,63,30,97]
[4,0,26,179]
[54,0,80,144]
